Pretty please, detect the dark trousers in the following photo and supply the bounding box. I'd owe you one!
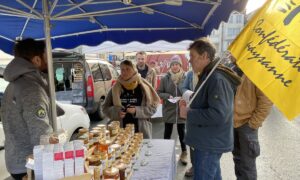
[233,123,260,180]
[164,123,187,152]
[11,173,27,180]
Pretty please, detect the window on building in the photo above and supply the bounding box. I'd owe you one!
[228,16,234,23]
[236,15,243,24]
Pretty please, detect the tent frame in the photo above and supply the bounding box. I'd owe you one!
[0,0,224,131]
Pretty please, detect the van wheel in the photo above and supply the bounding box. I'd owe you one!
[70,131,78,141]
[96,99,106,120]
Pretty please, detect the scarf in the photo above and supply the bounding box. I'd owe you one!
[169,69,185,85]
[112,73,160,108]
[117,72,139,90]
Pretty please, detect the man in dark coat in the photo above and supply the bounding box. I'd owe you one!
[180,38,241,180]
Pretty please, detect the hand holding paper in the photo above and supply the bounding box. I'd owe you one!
[182,90,194,105]
[168,96,181,103]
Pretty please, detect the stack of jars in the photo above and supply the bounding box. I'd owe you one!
[85,122,143,180]
[77,128,89,148]
[108,121,120,137]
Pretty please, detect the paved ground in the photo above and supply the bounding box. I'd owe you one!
[0,106,299,179]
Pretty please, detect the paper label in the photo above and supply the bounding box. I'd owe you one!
[54,152,64,161]
[75,149,84,157]
[65,151,74,159]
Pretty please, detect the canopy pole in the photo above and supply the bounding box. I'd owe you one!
[43,0,57,131]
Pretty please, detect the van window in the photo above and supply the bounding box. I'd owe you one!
[99,64,112,81]
[108,64,119,79]
[91,63,104,81]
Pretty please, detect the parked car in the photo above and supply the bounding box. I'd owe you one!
[53,51,119,120]
[0,66,90,149]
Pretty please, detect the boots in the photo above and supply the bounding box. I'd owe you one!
[180,151,188,165]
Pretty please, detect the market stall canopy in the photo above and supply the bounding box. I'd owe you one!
[0,0,247,55]
[80,40,193,53]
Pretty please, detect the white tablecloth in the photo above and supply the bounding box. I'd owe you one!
[131,139,176,180]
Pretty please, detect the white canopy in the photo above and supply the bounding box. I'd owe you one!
[80,40,193,53]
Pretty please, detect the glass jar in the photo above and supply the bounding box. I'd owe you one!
[97,124,107,129]
[121,156,132,178]
[110,144,121,159]
[106,130,111,140]
[108,123,119,137]
[114,160,127,180]
[99,152,108,169]
[88,132,94,148]
[88,155,101,166]
[116,139,126,154]
[125,124,134,138]
[78,128,89,136]
[99,139,112,153]
[103,167,120,180]
[107,145,116,168]
[94,166,101,180]
[77,128,89,148]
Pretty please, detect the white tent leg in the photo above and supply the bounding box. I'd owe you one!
[43,0,57,131]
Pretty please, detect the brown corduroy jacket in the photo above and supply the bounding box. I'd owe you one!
[234,75,273,129]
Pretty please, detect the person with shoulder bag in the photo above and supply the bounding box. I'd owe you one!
[157,55,188,165]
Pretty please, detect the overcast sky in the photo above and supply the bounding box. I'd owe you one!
[246,0,267,13]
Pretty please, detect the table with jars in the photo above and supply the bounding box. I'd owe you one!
[77,121,176,180]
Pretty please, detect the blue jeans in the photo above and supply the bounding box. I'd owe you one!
[193,149,222,180]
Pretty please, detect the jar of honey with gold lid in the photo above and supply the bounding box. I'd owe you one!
[103,167,120,180]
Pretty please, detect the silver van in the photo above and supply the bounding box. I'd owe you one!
[53,51,118,120]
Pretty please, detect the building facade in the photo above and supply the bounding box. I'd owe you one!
[208,11,246,56]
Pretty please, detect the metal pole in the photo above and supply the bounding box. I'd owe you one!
[43,0,57,131]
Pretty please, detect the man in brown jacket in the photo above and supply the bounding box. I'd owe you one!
[233,71,273,180]
[136,51,157,89]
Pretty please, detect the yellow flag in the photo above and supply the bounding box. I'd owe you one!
[229,0,300,120]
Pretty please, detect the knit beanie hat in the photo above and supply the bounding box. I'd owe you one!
[169,55,182,67]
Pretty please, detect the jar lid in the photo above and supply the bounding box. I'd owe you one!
[110,144,121,150]
[88,155,100,163]
[79,128,88,133]
[104,167,119,175]
[114,162,127,170]
[105,139,112,144]
[90,129,100,134]
[97,124,106,128]
[89,133,94,139]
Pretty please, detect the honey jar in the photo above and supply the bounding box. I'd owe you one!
[103,167,120,180]
[114,160,127,180]
[99,139,112,153]
[110,144,121,159]
[88,155,101,166]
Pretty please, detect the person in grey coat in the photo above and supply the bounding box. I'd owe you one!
[103,60,160,139]
[157,55,187,165]
[0,38,58,180]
